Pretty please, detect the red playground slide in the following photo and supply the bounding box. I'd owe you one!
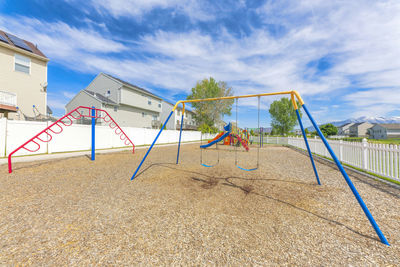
[207,131,224,143]
[231,133,249,151]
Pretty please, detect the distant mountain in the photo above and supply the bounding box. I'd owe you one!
[306,116,400,131]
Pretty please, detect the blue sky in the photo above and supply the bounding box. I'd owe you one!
[1,0,399,128]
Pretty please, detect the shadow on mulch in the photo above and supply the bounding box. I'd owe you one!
[133,162,380,244]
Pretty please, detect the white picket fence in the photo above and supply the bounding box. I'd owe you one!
[264,136,400,182]
[0,118,215,158]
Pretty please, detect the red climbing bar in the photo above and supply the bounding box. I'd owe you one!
[8,106,135,173]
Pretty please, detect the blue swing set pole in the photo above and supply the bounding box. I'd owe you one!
[295,109,321,185]
[176,104,185,164]
[302,103,389,246]
[131,110,174,180]
[91,106,95,161]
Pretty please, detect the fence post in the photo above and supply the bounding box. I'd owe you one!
[339,140,343,161]
[362,138,368,170]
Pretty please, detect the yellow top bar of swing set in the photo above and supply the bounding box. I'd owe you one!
[172,90,304,113]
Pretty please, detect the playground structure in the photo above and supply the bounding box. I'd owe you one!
[7,106,135,173]
[130,90,390,246]
[204,123,250,150]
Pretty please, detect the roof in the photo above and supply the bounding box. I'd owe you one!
[351,122,372,128]
[0,30,47,59]
[375,123,400,130]
[339,122,354,128]
[84,90,117,105]
[102,73,162,100]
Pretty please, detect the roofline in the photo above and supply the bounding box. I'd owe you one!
[65,89,102,109]
[100,72,163,100]
[0,41,49,62]
[82,90,105,104]
[101,73,162,100]
[83,89,119,105]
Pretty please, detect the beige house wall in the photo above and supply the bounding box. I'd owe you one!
[0,44,47,119]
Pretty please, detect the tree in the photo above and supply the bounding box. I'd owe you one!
[198,123,218,134]
[268,97,301,135]
[320,123,338,137]
[305,128,309,135]
[187,77,234,128]
[250,129,255,136]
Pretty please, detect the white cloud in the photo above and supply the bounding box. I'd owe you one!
[88,0,215,22]
[0,16,128,63]
[1,0,400,120]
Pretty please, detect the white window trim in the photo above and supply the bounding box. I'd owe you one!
[14,53,31,75]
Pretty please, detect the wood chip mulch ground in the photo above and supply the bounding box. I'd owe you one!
[0,144,399,265]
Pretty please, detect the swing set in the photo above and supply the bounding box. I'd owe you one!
[130,90,390,246]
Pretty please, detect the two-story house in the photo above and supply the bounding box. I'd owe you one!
[338,122,354,136]
[65,73,162,128]
[161,100,197,130]
[0,30,49,119]
[369,124,400,139]
[349,122,373,137]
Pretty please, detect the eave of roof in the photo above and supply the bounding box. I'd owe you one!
[101,73,162,100]
[0,30,48,61]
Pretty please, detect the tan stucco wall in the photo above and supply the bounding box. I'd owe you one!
[0,45,47,119]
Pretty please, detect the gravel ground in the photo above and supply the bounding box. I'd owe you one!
[0,144,399,266]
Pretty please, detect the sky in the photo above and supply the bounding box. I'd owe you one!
[0,0,399,128]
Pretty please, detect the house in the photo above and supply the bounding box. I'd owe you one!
[369,124,400,139]
[338,122,354,136]
[349,122,374,137]
[65,73,162,128]
[161,100,197,130]
[0,30,49,120]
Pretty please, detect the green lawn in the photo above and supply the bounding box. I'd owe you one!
[368,138,400,145]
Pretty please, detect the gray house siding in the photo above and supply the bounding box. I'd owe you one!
[370,124,400,139]
[338,123,354,136]
[161,101,176,130]
[120,85,162,113]
[349,122,373,137]
[85,74,121,104]
[65,90,102,112]
[102,104,159,128]
[65,73,164,128]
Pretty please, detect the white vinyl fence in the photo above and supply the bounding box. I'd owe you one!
[0,118,215,158]
[264,136,400,182]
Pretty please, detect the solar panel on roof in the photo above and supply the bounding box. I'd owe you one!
[6,33,32,52]
[0,34,8,44]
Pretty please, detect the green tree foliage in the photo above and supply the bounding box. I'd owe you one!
[268,97,301,135]
[250,129,255,136]
[305,128,309,135]
[187,77,234,128]
[319,123,338,137]
[198,123,219,134]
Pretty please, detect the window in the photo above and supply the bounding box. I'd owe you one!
[114,106,118,112]
[142,112,145,117]
[158,103,161,108]
[152,115,158,121]
[148,98,152,105]
[15,54,30,74]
